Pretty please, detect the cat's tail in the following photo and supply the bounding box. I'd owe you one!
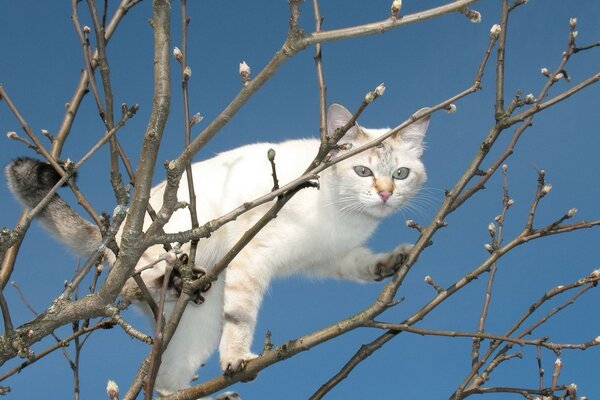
[5,157,102,258]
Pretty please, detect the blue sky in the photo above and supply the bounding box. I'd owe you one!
[1,1,599,399]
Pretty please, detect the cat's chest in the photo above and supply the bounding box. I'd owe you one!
[271,209,377,272]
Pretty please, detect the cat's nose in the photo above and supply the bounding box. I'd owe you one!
[378,191,392,202]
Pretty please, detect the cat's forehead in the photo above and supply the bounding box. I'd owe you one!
[366,142,395,166]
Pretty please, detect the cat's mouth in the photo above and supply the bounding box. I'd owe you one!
[366,201,398,218]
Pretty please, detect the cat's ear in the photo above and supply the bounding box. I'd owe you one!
[395,107,431,157]
[327,104,362,142]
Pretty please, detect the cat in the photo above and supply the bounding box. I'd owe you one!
[5,103,430,396]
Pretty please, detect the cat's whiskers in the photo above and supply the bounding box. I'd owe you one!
[398,190,440,221]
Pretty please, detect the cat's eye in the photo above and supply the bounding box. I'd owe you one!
[353,166,373,177]
[393,167,410,180]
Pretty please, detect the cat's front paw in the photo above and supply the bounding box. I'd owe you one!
[220,352,259,376]
[374,243,413,281]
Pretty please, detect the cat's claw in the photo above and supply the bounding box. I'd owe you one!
[374,243,413,281]
[215,391,242,400]
[221,352,258,376]
[168,261,211,304]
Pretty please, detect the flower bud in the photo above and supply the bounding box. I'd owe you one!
[183,66,192,81]
[569,18,577,28]
[484,243,494,253]
[541,67,550,77]
[83,25,91,35]
[64,158,75,171]
[106,380,119,400]
[566,208,577,218]
[374,83,386,97]
[6,131,17,140]
[554,357,562,368]
[490,24,501,38]
[190,112,203,126]
[541,183,552,196]
[239,61,251,82]
[524,93,535,104]
[445,104,457,113]
[391,0,402,17]
[488,223,496,236]
[173,46,183,62]
[466,9,482,23]
[365,83,386,104]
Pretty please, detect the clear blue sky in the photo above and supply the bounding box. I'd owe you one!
[1,1,599,399]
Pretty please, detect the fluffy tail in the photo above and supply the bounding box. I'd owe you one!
[5,157,102,258]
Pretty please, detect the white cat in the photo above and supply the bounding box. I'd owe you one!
[5,104,430,396]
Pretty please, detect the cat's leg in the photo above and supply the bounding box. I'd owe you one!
[154,274,225,395]
[218,260,268,374]
[121,251,226,395]
[313,243,413,282]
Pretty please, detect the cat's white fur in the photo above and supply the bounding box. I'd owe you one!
[5,104,430,396]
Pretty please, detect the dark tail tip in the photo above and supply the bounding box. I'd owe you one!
[6,157,77,191]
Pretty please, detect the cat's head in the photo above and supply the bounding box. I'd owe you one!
[325,103,430,219]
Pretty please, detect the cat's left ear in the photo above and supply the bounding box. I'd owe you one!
[327,103,363,143]
[395,107,431,157]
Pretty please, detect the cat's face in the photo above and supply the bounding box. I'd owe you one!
[326,104,429,219]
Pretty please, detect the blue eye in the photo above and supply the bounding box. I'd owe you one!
[353,166,373,177]
[393,167,410,180]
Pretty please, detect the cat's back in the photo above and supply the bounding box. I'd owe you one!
[191,139,319,212]
[148,138,320,229]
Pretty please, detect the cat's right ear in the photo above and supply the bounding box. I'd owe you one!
[395,107,431,157]
[327,104,361,142]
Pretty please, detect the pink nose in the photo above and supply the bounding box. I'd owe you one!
[378,191,392,202]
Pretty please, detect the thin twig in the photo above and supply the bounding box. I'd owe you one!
[0,321,115,383]
[366,322,600,353]
[54,0,143,155]
[0,293,14,336]
[452,11,600,212]
[312,0,327,142]
[178,0,201,276]
[494,0,508,120]
[472,168,511,366]
[144,264,172,399]
[455,273,599,396]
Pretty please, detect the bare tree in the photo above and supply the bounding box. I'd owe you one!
[1,1,599,399]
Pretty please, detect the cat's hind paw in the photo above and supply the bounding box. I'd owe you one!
[220,352,258,376]
[374,243,413,281]
[215,391,241,400]
[169,256,212,304]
